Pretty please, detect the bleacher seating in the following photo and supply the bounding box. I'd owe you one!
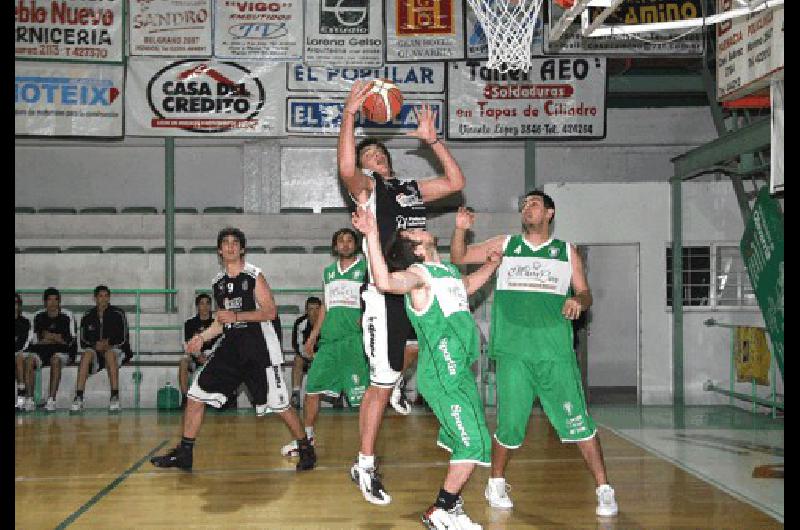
[64,246,104,253]
[203,206,243,214]
[21,246,61,253]
[122,206,159,214]
[15,207,36,214]
[148,246,186,253]
[271,245,307,254]
[189,246,218,254]
[107,246,146,253]
[79,207,118,214]
[171,207,199,214]
[37,207,77,214]
[312,245,332,254]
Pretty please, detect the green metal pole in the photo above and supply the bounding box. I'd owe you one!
[671,177,684,407]
[165,137,176,312]
[524,140,536,192]
[134,290,141,409]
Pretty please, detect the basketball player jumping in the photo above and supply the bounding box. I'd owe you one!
[338,80,467,505]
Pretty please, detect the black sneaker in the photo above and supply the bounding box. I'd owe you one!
[150,445,193,470]
[296,439,316,471]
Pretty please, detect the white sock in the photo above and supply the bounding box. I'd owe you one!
[358,453,374,470]
[489,477,506,486]
[305,426,314,439]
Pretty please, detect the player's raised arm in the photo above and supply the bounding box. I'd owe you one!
[411,104,466,203]
[352,207,426,296]
[450,207,506,265]
[462,250,503,296]
[338,80,374,197]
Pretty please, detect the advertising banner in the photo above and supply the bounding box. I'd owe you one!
[15,0,124,62]
[447,58,606,140]
[734,326,771,386]
[214,0,303,60]
[545,0,704,56]
[15,61,124,137]
[126,58,286,137]
[740,186,784,378]
[304,0,384,67]
[716,3,783,100]
[129,0,212,57]
[287,62,445,136]
[386,0,465,62]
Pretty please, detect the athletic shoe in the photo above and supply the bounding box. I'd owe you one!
[70,397,84,412]
[281,436,315,457]
[109,396,121,412]
[595,484,618,517]
[24,397,36,412]
[485,478,513,509]
[422,505,478,530]
[296,439,317,471]
[350,463,391,505]
[390,375,411,415]
[453,497,483,529]
[15,395,25,411]
[150,445,193,470]
[45,397,57,412]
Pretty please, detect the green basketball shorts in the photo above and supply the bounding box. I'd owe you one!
[305,334,369,407]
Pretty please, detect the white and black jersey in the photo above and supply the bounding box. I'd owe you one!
[15,314,32,353]
[356,173,424,386]
[189,262,289,411]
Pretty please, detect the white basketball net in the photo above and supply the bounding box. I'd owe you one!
[467,0,544,74]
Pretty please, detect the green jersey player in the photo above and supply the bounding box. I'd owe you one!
[450,191,618,518]
[281,228,370,460]
[352,205,500,530]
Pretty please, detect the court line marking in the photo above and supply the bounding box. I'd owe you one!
[53,439,170,530]
[600,424,784,524]
[18,454,659,483]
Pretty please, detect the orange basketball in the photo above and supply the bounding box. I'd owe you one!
[360,79,403,124]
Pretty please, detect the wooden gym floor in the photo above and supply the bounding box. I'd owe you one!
[15,407,782,529]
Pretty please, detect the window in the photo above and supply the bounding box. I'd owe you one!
[667,246,710,306]
[666,244,756,309]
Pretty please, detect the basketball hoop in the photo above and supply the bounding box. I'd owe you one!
[466,0,545,74]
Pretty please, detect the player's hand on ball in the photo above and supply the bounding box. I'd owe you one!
[562,298,583,320]
[344,80,373,117]
[456,206,475,230]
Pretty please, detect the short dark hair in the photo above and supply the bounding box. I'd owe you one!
[43,287,60,302]
[521,189,556,221]
[15,293,22,305]
[331,228,359,255]
[195,293,212,306]
[216,227,247,252]
[355,137,393,175]
[305,296,322,309]
[384,230,423,272]
[93,285,110,297]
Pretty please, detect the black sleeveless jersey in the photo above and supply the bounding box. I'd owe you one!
[212,262,262,334]
[371,173,427,251]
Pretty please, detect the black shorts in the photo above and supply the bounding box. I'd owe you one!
[189,328,286,410]
[26,344,74,367]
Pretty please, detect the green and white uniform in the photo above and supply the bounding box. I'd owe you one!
[406,262,491,465]
[490,236,596,445]
[305,257,369,406]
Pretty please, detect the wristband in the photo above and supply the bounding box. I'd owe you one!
[427,138,440,146]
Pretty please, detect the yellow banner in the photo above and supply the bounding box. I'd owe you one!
[734,326,771,386]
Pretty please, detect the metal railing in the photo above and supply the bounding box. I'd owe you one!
[703,318,783,418]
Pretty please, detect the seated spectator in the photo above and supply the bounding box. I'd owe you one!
[180,294,215,408]
[15,293,33,411]
[71,285,131,413]
[23,288,77,412]
[290,297,322,409]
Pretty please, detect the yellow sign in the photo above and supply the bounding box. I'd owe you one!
[734,326,771,385]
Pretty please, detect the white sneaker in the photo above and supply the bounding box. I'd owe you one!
[595,484,618,516]
[70,397,84,412]
[280,436,315,457]
[350,463,391,505]
[453,497,483,529]
[422,505,481,530]
[15,395,25,410]
[390,375,411,415]
[485,478,513,509]
[45,397,57,412]
[109,396,121,412]
[24,397,36,412]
